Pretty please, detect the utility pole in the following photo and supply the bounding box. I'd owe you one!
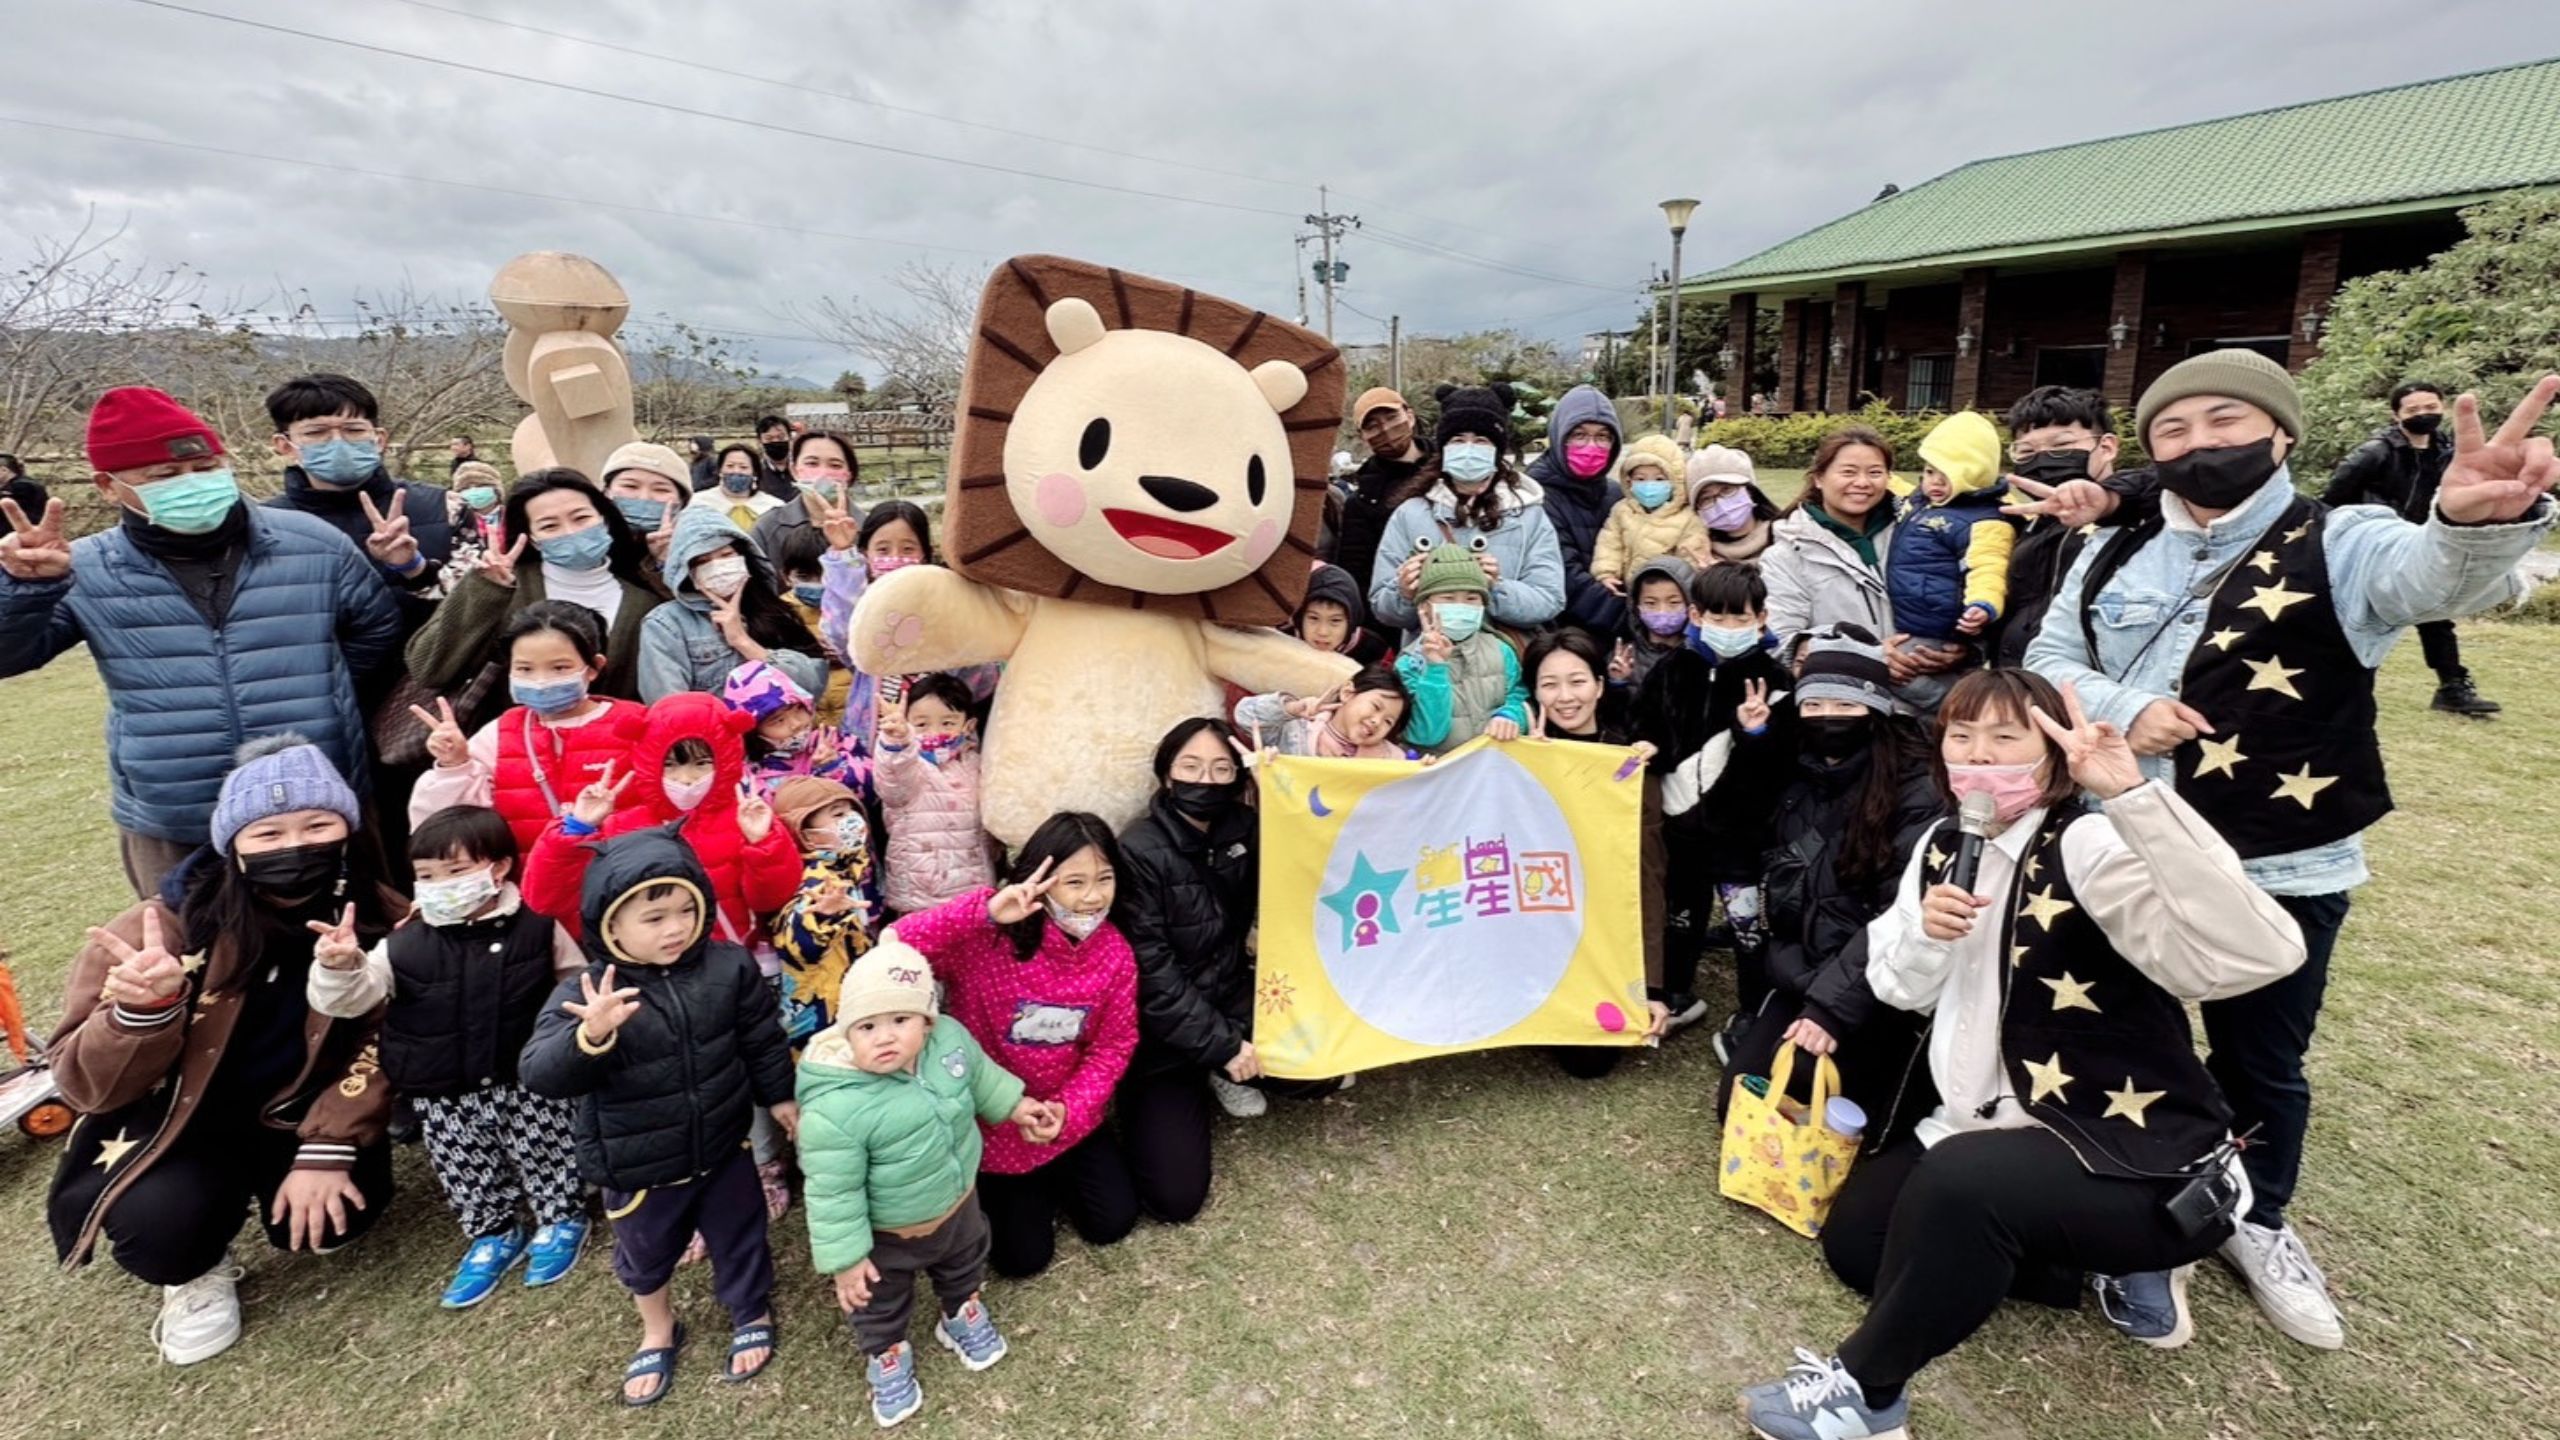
[1294,236,1311,328]
[1648,271,1664,403]
[1389,314,1402,392]
[1303,184,1360,341]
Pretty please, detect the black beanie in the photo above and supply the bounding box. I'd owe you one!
[1433,383,1516,452]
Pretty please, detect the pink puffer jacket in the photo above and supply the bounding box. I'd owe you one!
[873,741,993,914]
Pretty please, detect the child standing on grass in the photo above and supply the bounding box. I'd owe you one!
[796,938,1062,1428]
[519,828,800,1406]
[873,672,995,916]
[308,805,589,1308]
[768,775,882,1048]
[1392,543,1529,755]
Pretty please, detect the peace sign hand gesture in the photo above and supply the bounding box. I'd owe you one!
[1227,725,1264,772]
[410,696,469,768]
[572,759,633,827]
[2029,681,2143,801]
[1608,639,1636,683]
[986,857,1058,925]
[2437,374,2560,525]
[89,906,188,1009]
[0,497,72,581]
[358,488,418,569]
[1999,474,2120,526]
[642,502,677,565]
[1736,677,1772,733]
[306,903,365,971]
[562,964,643,1046]
[875,700,911,751]
[473,534,529,590]
[1417,608,1454,665]
[736,782,776,844]
[1283,683,1349,722]
[807,485,860,553]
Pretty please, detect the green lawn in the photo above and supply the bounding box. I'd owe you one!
[2,627,2555,1438]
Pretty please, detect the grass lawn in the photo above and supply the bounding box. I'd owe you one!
[3,623,2556,1439]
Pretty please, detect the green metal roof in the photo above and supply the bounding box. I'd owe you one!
[1686,58,2560,294]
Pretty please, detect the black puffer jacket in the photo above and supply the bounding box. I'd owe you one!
[1751,731,1943,1036]
[1638,642,1795,880]
[519,826,795,1189]
[379,902,559,1096]
[1116,791,1257,1078]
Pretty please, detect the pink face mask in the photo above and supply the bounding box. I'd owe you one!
[1564,443,1613,479]
[1945,761,2047,823]
[869,554,918,578]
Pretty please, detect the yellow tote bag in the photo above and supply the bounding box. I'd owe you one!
[1718,1043,1861,1239]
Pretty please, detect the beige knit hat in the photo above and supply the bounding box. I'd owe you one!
[836,932,937,1025]
[2135,349,2303,444]
[1685,443,1756,491]
[600,439,691,491]
[1616,433,1685,488]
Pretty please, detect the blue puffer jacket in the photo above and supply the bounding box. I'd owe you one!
[0,505,401,843]
[1885,486,2013,641]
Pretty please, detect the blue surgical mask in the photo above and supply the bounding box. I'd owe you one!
[510,675,589,716]
[1632,479,1675,509]
[1434,602,1485,643]
[296,437,380,487]
[791,581,826,608]
[535,524,613,572]
[1441,442,1497,486]
[458,485,499,513]
[721,471,758,497]
[1691,621,1763,660]
[612,495,668,531]
[130,468,242,535]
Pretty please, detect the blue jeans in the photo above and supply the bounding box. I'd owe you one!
[2201,890,2350,1227]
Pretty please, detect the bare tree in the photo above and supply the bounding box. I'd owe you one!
[791,261,988,412]
[244,284,514,471]
[0,215,242,454]
[630,318,762,440]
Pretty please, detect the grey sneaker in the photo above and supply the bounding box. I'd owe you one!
[1738,1348,1909,1439]
[2221,1220,2345,1350]
[154,1261,244,1365]
[2093,1264,2193,1348]
[1208,1073,1268,1118]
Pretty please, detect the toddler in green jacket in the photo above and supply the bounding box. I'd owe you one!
[798,935,1061,1428]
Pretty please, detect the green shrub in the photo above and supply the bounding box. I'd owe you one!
[2484,579,2560,626]
[1695,399,2152,473]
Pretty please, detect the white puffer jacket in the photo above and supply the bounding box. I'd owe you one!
[1759,507,1896,655]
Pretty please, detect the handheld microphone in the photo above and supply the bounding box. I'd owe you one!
[1949,790,1999,896]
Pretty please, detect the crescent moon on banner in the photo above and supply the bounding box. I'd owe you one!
[1308,786,1333,818]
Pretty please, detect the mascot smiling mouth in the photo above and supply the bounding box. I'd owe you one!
[1103,508,1238,560]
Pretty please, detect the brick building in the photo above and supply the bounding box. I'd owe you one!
[1680,60,2560,416]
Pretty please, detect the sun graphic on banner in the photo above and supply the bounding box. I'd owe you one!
[1257,974,1298,1016]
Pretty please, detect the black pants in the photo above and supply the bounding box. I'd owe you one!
[602,1146,773,1327]
[1118,1069,1214,1224]
[977,1128,1141,1278]
[849,1194,991,1355]
[2201,889,2347,1227]
[2418,618,2462,679]
[1823,1129,2229,1398]
[49,1114,395,1286]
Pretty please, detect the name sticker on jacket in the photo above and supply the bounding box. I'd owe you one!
[1008,1000,1091,1047]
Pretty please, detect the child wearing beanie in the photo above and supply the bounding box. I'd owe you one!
[796,938,1061,1428]
[1885,411,2016,705]
[1592,434,1708,594]
[1391,540,1529,755]
[769,774,882,1047]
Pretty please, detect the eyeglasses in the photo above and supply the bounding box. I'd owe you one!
[290,421,380,443]
[1173,760,1238,783]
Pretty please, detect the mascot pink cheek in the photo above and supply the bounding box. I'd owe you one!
[1034,472,1086,528]
[1243,519,1284,569]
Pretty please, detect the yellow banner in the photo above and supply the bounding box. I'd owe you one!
[1251,737,1648,1080]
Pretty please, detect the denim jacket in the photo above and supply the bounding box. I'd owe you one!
[2025,469,2550,895]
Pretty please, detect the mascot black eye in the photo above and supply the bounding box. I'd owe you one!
[1079,418,1111,470]
[1247,454,1267,507]
[1467,535,1490,554]
[1412,535,1438,555]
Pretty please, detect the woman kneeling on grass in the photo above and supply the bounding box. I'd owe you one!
[1739,669,2306,1440]
[45,737,404,1366]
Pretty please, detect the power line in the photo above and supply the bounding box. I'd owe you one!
[1361,224,1621,293]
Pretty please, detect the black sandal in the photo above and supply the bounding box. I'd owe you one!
[718,1318,777,1384]
[622,1320,687,1407]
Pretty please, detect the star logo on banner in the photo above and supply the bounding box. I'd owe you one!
[2204,628,2246,653]
[2247,549,2280,575]
[2240,582,2313,620]
[1319,851,1410,949]
[2193,734,2248,780]
[2104,1078,2166,1127]
[93,1128,138,1171]
[2243,655,2305,700]
[2042,972,2101,1013]
[2272,764,2338,810]
[2019,886,2076,932]
[2024,1052,2076,1104]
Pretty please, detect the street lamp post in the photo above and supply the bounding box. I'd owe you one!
[1659,198,1700,434]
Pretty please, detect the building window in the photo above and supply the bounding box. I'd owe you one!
[2185,335,2292,367]
[2034,345,2107,391]
[1906,353,1953,410]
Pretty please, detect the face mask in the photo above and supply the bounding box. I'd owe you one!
[1564,442,1613,478]
[1631,479,1674,509]
[791,581,826,608]
[1800,712,1873,761]
[511,675,589,717]
[694,554,750,599]
[2155,437,2281,511]
[130,468,242,535]
[2012,448,2094,486]
[238,839,347,899]
[459,485,499,513]
[798,476,843,501]
[2401,412,2443,436]
[1638,607,1688,636]
[764,440,791,460]
[1433,602,1485,643]
[1946,760,2048,824]
[1166,776,1246,821]
[536,524,613,572]
[918,732,971,766]
[1046,898,1105,941]
[612,495,668,532]
[1691,622,1761,658]
[1701,491,1753,532]
[663,773,715,812]
[827,812,870,856]
[1441,442,1497,485]
[768,727,812,756]
[414,866,501,926]
[720,471,758,496]
[869,553,918,577]
[296,437,380,486]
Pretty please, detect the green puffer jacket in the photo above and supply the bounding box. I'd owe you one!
[796,1013,1026,1274]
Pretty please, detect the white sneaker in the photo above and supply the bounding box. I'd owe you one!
[2220,1220,2345,1350]
[154,1262,244,1365]
[1208,1074,1268,1119]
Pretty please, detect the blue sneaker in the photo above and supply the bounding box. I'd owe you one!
[1739,1349,1909,1439]
[522,1218,589,1288]
[934,1291,1009,1371]
[866,1341,924,1428]
[2093,1264,2193,1349]
[439,1228,528,1309]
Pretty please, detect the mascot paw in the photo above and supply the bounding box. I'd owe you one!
[868,609,927,664]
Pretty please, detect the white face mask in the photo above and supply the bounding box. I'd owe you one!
[695,554,750,599]
[1046,898,1104,941]
[414,866,501,926]
[664,773,715,812]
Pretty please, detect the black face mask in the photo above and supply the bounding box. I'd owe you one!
[2155,438,2282,511]
[1800,713,1872,762]
[2013,448,2095,486]
[1166,777,1247,822]
[238,839,348,901]
[2401,412,2443,437]
[763,440,791,460]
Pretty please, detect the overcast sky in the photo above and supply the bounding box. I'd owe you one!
[8,0,2560,382]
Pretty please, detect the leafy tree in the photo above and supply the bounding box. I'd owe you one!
[833,369,870,401]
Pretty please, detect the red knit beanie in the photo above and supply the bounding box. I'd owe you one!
[86,387,225,473]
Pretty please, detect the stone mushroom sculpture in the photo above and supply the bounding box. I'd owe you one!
[489,251,639,484]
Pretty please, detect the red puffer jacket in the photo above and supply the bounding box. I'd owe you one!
[489,699,650,853]
[522,691,804,944]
